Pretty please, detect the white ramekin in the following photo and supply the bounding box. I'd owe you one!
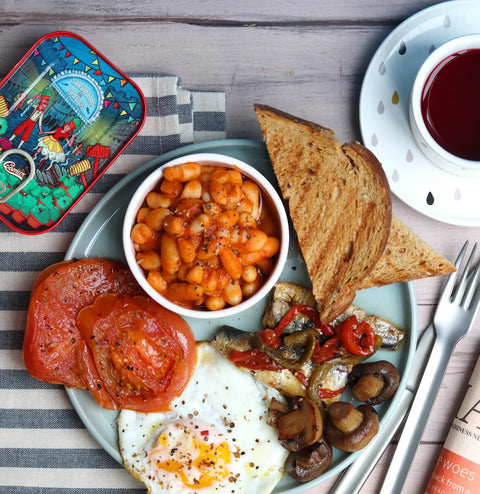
[123,152,289,319]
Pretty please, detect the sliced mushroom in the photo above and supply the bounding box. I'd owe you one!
[348,360,400,405]
[277,396,323,452]
[267,397,290,428]
[284,437,333,482]
[325,401,379,452]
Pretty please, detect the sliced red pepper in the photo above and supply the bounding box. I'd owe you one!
[338,315,376,356]
[258,305,334,349]
[257,328,283,349]
[312,336,348,364]
[319,322,335,337]
[317,385,347,399]
[294,369,310,388]
[228,349,284,371]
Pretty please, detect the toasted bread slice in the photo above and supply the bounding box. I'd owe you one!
[358,216,455,289]
[254,104,392,322]
[255,105,456,316]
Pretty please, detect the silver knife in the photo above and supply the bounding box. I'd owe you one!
[329,324,435,494]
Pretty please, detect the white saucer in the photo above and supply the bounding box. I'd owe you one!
[359,0,480,226]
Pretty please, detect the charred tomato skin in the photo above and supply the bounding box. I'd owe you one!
[23,258,143,388]
[76,293,196,412]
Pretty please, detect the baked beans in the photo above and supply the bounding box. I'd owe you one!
[130,161,281,310]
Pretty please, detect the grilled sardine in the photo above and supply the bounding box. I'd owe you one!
[211,325,307,397]
[263,282,405,350]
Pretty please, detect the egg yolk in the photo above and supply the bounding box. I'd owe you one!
[149,419,232,489]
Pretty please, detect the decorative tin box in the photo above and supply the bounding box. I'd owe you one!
[0,31,146,234]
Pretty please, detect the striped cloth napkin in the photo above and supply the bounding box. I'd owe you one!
[0,74,225,494]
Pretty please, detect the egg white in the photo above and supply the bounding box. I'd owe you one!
[118,342,289,494]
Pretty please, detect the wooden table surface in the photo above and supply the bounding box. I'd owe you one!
[2,1,480,493]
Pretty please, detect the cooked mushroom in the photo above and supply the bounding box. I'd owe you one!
[267,397,290,428]
[277,396,323,452]
[284,437,333,482]
[348,360,400,405]
[325,401,379,452]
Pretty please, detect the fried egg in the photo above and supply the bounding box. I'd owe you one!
[118,342,289,494]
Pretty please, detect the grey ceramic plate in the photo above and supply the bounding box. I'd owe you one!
[65,139,417,493]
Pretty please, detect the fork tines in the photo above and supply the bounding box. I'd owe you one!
[449,241,480,309]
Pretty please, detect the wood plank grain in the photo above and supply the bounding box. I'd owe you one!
[0,0,442,24]
[357,443,443,494]
[0,22,393,141]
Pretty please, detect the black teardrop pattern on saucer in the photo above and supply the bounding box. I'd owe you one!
[368,9,470,220]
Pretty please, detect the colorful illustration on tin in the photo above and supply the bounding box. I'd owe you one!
[0,33,144,232]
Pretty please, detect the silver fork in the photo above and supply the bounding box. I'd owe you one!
[378,241,480,494]
[329,241,480,494]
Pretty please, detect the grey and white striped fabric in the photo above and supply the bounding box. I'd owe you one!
[0,74,225,493]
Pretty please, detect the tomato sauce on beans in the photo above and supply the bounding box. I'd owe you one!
[130,161,281,310]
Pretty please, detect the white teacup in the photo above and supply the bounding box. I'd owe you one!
[409,34,480,177]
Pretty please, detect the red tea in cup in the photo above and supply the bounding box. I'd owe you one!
[421,48,480,161]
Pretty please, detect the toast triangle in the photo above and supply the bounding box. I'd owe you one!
[254,104,392,322]
[359,216,455,289]
[255,104,455,321]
